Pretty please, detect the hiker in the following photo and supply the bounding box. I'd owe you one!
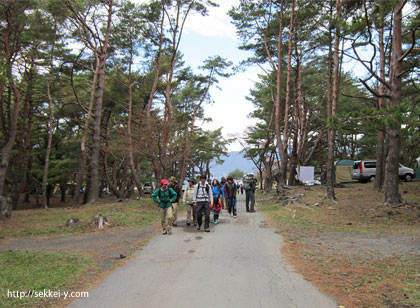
[220,177,227,209]
[169,176,181,227]
[152,179,177,235]
[240,184,244,195]
[212,198,222,224]
[212,179,222,224]
[183,178,197,226]
[224,176,237,218]
[193,175,213,232]
[244,177,256,213]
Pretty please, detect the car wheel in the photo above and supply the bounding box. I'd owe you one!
[405,174,413,182]
[369,176,375,183]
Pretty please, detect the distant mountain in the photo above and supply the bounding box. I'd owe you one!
[210,151,256,179]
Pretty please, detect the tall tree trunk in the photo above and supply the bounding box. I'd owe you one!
[0,16,21,219]
[126,56,144,199]
[87,55,106,204]
[41,26,57,210]
[274,0,286,188]
[282,0,295,185]
[86,1,113,204]
[289,51,300,186]
[384,0,405,204]
[73,57,100,205]
[374,9,386,192]
[327,0,341,200]
[146,9,164,183]
[11,64,35,211]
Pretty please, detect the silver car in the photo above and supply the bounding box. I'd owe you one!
[143,182,156,194]
[352,160,415,183]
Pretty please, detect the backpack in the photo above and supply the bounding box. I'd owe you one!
[196,183,210,197]
[158,188,175,200]
[243,181,251,191]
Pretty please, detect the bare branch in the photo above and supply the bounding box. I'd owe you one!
[359,78,391,99]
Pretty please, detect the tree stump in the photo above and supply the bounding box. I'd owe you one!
[0,196,12,219]
[66,218,80,227]
[91,214,110,230]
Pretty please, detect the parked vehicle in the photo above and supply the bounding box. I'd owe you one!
[352,160,415,183]
[143,182,156,194]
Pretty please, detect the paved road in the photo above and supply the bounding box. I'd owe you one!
[68,194,337,308]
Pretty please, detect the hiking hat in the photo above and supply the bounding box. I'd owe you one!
[169,176,177,182]
[160,179,168,185]
[227,176,233,181]
[200,174,207,179]
[188,178,195,184]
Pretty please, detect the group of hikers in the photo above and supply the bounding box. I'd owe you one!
[151,174,257,235]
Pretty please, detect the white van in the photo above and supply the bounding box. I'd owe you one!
[352,160,415,183]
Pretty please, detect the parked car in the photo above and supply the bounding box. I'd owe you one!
[143,182,156,194]
[352,160,415,182]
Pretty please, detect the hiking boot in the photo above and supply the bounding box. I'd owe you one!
[233,215,237,218]
[167,229,172,235]
[197,225,201,231]
[186,222,191,226]
[204,229,210,232]
[162,231,167,235]
[193,222,197,226]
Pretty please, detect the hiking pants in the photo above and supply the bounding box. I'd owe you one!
[186,203,196,224]
[220,197,226,209]
[159,206,173,232]
[171,202,178,225]
[246,190,255,212]
[227,198,237,216]
[196,201,210,230]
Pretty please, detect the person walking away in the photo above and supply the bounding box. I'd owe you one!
[152,179,177,235]
[183,179,197,226]
[212,179,222,224]
[244,177,256,212]
[224,176,237,218]
[169,176,181,226]
[193,175,213,232]
[220,177,227,209]
[240,184,244,195]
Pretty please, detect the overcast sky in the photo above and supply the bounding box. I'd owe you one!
[178,0,259,152]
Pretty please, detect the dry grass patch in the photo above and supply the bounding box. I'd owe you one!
[0,198,159,239]
[258,182,420,308]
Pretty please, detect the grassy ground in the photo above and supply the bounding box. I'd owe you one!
[0,197,160,238]
[258,182,420,308]
[0,250,93,308]
[0,196,180,307]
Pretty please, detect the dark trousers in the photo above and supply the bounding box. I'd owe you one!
[227,198,237,215]
[196,201,210,229]
[246,190,255,211]
[213,211,219,221]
